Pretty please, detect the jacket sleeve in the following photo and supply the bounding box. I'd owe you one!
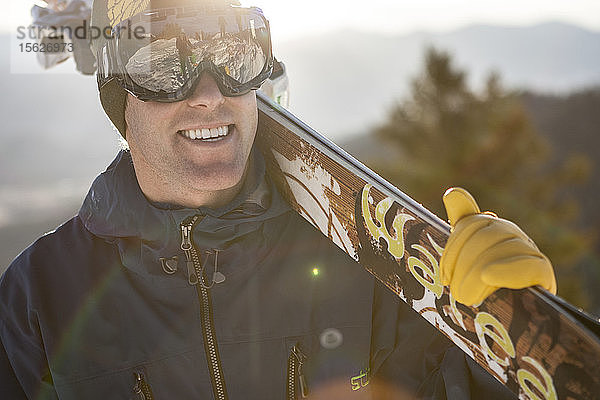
[370,281,517,400]
[0,256,58,400]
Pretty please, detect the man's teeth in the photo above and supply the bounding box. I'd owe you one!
[180,125,230,140]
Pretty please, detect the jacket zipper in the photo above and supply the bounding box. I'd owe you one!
[181,216,228,400]
[181,221,198,285]
[133,371,154,400]
[287,344,309,399]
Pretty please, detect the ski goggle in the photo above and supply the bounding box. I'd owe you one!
[97,5,273,102]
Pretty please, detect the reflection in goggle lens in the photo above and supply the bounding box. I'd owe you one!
[125,29,266,93]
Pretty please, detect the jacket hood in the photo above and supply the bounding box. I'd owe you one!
[79,150,289,285]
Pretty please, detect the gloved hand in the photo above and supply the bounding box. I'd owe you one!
[440,188,557,306]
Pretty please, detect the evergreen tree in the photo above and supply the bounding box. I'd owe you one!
[371,48,593,309]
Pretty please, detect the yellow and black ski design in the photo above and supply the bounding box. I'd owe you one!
[256,91,600,400]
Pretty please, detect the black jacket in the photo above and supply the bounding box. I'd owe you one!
[0,151,515,399]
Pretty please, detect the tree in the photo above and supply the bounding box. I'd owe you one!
[370,48,594,309]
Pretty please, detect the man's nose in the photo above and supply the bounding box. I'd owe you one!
[185,72,226,109]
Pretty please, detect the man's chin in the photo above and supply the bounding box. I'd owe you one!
[185,166,248,193]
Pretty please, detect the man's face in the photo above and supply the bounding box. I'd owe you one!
[125,72,258,206]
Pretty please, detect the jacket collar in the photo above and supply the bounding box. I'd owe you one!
[79,150,289,284]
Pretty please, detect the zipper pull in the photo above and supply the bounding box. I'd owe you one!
[181,222,199,285]
[181,224,193,251]
[186,255,198,285]
[298,372,308,399]
[292,345,309,398]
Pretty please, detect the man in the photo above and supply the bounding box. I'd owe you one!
[0,0,556,398]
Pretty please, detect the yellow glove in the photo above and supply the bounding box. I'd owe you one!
[440,187,557,306]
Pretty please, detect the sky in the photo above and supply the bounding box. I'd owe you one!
[3,0,600,42]
[248,0,600,41]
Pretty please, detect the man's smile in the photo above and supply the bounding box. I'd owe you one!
[178,124,234,142]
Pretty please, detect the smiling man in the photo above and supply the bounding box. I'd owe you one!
[0,0,556,399]
[125,72,259,208]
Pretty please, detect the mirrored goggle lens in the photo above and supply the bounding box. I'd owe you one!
[113,8,270,94]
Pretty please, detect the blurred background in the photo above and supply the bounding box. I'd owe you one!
[1,0,599,314]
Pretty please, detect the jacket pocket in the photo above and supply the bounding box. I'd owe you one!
[132,368,155,400]
[284,327,373,399]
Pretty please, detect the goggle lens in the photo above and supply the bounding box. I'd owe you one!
[110,6,272,100]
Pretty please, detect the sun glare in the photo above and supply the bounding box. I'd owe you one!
[238,0,600,43]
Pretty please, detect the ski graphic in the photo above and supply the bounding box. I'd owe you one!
[255,92,600,400]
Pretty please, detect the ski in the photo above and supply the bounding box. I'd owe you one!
[255,91,600,400]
